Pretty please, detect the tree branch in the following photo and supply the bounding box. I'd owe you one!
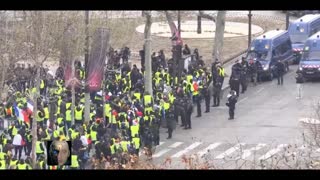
[199,11,216,22]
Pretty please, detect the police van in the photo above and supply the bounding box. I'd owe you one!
[298,31,320,79]
[288,14,320,63]
[246,29,294,80]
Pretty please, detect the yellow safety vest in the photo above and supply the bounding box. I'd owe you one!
[0,152,6,160]
[133,93,141,101]
[155,72,161,78]
[115,74,121,82]
[44,107,49,119]
[53,130,59,139]
[218,67,225,77]
[80,70,84,80]
[66,110,72,121]
[36,141,44,154]
[110,114,117,124]
[90,131,97,141]
[80,97,85,103]
[104,104,111,118]
[130,125,139,137]
[38,161,45,169]
[187,75,193,83]
[17,163,27,170]
[90,112,95,121]
[2,138,7,146]
[10,160,18,167]
[193,82,199,96]
[36,111,44,122]
[71,131,79,140]
[121,141,129,152]
[132,137,140,149]
[144,107,152,115]
[163,102,170,111]
[0,160,6,169]
[57,117,63,125]
[165,73,171,84]
[144,95,152,106]
[12,126,18,136]
[42,129,50,141]
[110,144,115,154]
[71,155,79,168]
[66,102,71,109]
[40,80,45,89]
[169,93,175,104]
[75,108,83,121]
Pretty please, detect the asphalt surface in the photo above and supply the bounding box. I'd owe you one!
[147,64,320,169]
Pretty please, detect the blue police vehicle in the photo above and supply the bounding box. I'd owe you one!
[298,31,320,79]
[246,29,294,80]
[288,14,320,63]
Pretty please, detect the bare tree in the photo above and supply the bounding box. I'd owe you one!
[0,11,28,100]
[199,11,227,63]
[143,11,152,95]
[21,11,73,168]
[213,11,226,62]
[199,11,216,22]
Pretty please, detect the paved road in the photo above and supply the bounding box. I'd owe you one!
[147,64,320,169]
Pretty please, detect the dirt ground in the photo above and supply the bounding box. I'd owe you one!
[108,13,286,66]
[26,13,286,69]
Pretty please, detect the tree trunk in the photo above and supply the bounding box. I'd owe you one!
[213,11,226,63]
[71,59,75,126]
[31,65,40,169]
[144,11,153,95]
[84,11,90,124]
[0,63,7,99]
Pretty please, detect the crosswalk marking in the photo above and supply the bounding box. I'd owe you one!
[139,142,165,156]
[153,149,171,158]
[152,142,183,158]
[197,143,222,157]
[215,143,245,159]
[259,144,288,160]
[240,143,266,159]
[171,142,202,158]
[169,142,184,148]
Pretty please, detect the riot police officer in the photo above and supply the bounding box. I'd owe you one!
[229,60,242,97]
[240,58,248,94]
[226,90,238,120]
[166,107,176,139]
[183,96,193,129]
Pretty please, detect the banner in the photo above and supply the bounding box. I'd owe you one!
[86,28,110,92]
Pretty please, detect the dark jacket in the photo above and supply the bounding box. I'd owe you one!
[213,82,222,96]
[202,86,210,97]
[226,95,238,109]
[296,73,304,84]
[166,111,176,130]
[275,61,285,74]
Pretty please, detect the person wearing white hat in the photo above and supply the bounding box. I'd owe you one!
[226,90,238,120]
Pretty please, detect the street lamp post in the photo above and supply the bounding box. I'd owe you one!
[197,15,201,34]
[286,11,290,30]
[248,10,252,48]
[178,11,181,34]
